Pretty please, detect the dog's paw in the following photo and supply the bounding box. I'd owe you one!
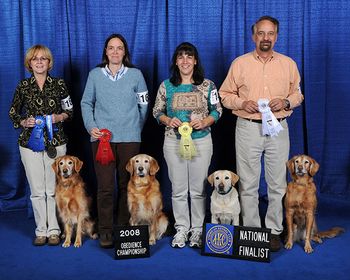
[304,243,314,254]
[284,241,293,250]
[149,239,156,246]
[91,233,98,240]
[74,241,82,248]
[312,235,322,244]
[62,241,71,248]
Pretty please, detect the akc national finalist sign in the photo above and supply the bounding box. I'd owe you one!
[202,224,271,262]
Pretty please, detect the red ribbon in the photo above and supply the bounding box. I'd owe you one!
[96,129,115,165]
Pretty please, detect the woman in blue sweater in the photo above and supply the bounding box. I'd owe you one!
[81,34,148,248]
[153,42,222,248]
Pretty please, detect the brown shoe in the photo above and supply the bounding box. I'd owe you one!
[33,236,47,246]
[99,233,114,249]
[48,234,60,246]
[270,234,281,252]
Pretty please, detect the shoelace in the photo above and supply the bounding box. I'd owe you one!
[190,231,202,242]
[174,231,187,241]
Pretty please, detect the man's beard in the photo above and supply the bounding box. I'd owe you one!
[259,41,272,52]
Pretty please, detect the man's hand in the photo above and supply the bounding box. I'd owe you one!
[242,100,259,113]
[269,98,285,112]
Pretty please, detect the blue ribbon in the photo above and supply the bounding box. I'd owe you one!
[27,116,46,152]
[45,115,53,141]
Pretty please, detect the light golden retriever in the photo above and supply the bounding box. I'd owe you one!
[208,170,240,225]
[126,154,168,245]
[284,155,344,253]
[52,155,97,248]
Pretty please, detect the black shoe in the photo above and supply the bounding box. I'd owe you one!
[99,233,114,249]
[270,234,281,252]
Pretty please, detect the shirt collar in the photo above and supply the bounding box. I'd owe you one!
[30,75,52,84]
[253,50,275,63]
[103,64,126,81]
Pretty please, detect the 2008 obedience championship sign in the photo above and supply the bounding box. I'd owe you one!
[202,224,271,262]
[114,225,150,260]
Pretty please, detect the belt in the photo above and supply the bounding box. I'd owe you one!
[244,117,286,123]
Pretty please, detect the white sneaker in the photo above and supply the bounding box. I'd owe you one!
[189,230,202,248]
[171,230,188,248]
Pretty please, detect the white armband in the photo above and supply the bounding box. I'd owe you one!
[61,96,73,110]
[210,89,219,105]
[137,91,149,105]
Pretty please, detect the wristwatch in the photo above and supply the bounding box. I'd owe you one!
[284,99,291,110]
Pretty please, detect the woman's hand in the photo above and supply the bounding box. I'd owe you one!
[167,117,182,128]
[51,113,67,123]
[159,115,182,128]
[190,116,214,130]
[90,127,103,139]
[20,117,35,128]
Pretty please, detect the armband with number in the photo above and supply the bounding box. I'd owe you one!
[61,96,73,110]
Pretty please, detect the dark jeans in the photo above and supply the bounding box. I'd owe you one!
[91,141,140,234]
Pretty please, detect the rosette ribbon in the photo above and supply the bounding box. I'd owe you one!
[178,122,197,160]
[257,99,284,137]
[96,128,115,165]
[27,116,46,152]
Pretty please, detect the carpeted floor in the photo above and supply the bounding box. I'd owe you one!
[0,195,349,280]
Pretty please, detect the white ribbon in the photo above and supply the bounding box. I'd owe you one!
[257,99,284,137]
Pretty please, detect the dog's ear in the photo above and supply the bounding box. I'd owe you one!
[287,156,297,176]
[126,156,134,175]
[51,156,61,174]
[308,156,319,177]
[149,157,159,176]
[73,156,83,173]
[230,171,239,185]
[207,172,215,186]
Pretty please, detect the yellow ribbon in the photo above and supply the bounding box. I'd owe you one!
[178,122,197,160]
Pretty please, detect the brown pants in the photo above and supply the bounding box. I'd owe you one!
[92,142,140,234]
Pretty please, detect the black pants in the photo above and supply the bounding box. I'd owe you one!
[91,142,140,234]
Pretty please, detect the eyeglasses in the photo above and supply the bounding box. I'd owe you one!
[31,57,49,63]
[106,46,124,53]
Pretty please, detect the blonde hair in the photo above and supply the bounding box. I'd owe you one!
[24,45,53,73]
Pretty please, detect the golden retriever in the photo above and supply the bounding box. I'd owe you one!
[208,170,240,225]
[126,154,168,245]
[284,155,344,253]
[52,155,97,248]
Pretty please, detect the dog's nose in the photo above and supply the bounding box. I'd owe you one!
[138,166,144,172]
[297,165,303,171]
[63,169,68,174]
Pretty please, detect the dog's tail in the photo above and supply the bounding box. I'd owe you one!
[156,213,169,240]
[316,227,345,239]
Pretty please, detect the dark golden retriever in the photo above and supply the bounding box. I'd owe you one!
[126,154,168,245]
[52,155,97,248]
[284,155,344,253]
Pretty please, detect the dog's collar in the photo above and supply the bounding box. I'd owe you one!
[218,185,234,195]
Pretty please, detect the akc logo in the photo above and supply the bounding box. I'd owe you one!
[206,225,233,254]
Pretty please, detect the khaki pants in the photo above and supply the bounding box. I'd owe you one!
[235,117,289,235]
[163,134,213,233]
[20,145,66,237]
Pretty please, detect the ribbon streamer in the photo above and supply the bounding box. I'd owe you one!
[96,128,115,165]
[27,116,46,152]
[178,122,197,160]
[45,115,53,141]
[257,99,284,137]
